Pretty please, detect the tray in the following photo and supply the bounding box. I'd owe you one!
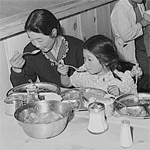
[7,82,61,96]
[114,93,150,119]
[60,87,107,111]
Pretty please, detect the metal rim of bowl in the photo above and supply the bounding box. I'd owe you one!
[14,100,73,124]
[6,82,61,97]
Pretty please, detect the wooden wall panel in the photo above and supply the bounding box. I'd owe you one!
[4,33,29,72]
[79,9,98,41]
[110,0,118,40]
[0,33,29,100]
[96,4,111,38]
[60,15,82,39]
[0,41,12,100]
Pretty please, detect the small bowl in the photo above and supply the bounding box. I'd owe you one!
[102,98,115,117]
[4,95,23,116]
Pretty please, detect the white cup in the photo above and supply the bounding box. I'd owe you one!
[4,98,23,116]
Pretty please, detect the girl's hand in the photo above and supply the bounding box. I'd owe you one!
[10,50,25,73]
[131,64,143,78]
[57,63,69,76]
[107,85,120,97]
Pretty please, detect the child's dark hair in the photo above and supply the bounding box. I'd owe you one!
[25,9,61,36]
[83,34,119,71]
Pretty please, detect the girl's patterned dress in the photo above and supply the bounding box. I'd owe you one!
[70,65,137,94]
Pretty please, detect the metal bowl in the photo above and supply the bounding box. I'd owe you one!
[7,82,61,96]
[14,100,72,139]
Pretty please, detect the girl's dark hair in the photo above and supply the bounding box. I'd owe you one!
[83,34,119,71]
[24,9,61,36]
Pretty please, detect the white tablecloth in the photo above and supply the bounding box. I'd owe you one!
[0,98,150,150]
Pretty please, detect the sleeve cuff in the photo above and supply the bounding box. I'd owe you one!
[11,67,24,77]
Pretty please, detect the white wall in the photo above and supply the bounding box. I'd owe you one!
[0,33,29,100]
[0,41,12,100]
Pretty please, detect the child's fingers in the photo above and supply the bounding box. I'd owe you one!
[107,85,120,96]
[107,85,115,93]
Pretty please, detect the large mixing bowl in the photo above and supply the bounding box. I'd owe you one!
[14,100,72,139]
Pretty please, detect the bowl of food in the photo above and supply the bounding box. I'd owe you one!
[114,93,150,119]
[14,100,73,139]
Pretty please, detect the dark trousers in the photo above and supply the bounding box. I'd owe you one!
[135,36,150,92]
[136,50,150,75]
[135,36,150,75]
[138,74,150,92]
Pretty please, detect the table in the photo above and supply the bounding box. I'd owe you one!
[0,98,150,150]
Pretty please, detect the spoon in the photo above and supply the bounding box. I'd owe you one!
[68,65,87,73]
[22,49,40,56]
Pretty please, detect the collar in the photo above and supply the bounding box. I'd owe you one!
[42,36,69,65]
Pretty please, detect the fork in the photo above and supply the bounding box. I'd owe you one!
[68,65,87,73]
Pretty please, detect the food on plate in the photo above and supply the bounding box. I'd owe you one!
[83,88,106,99]
[117,96,139,107]
[64,99,84,109]
[61,88,106,110]
[119,106,147,117]
[115,93,150,118]
[139,98,150,105]
[61,89,80,100]
[26,85,59,93]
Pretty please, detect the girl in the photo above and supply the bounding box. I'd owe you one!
[57,35,143,96]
